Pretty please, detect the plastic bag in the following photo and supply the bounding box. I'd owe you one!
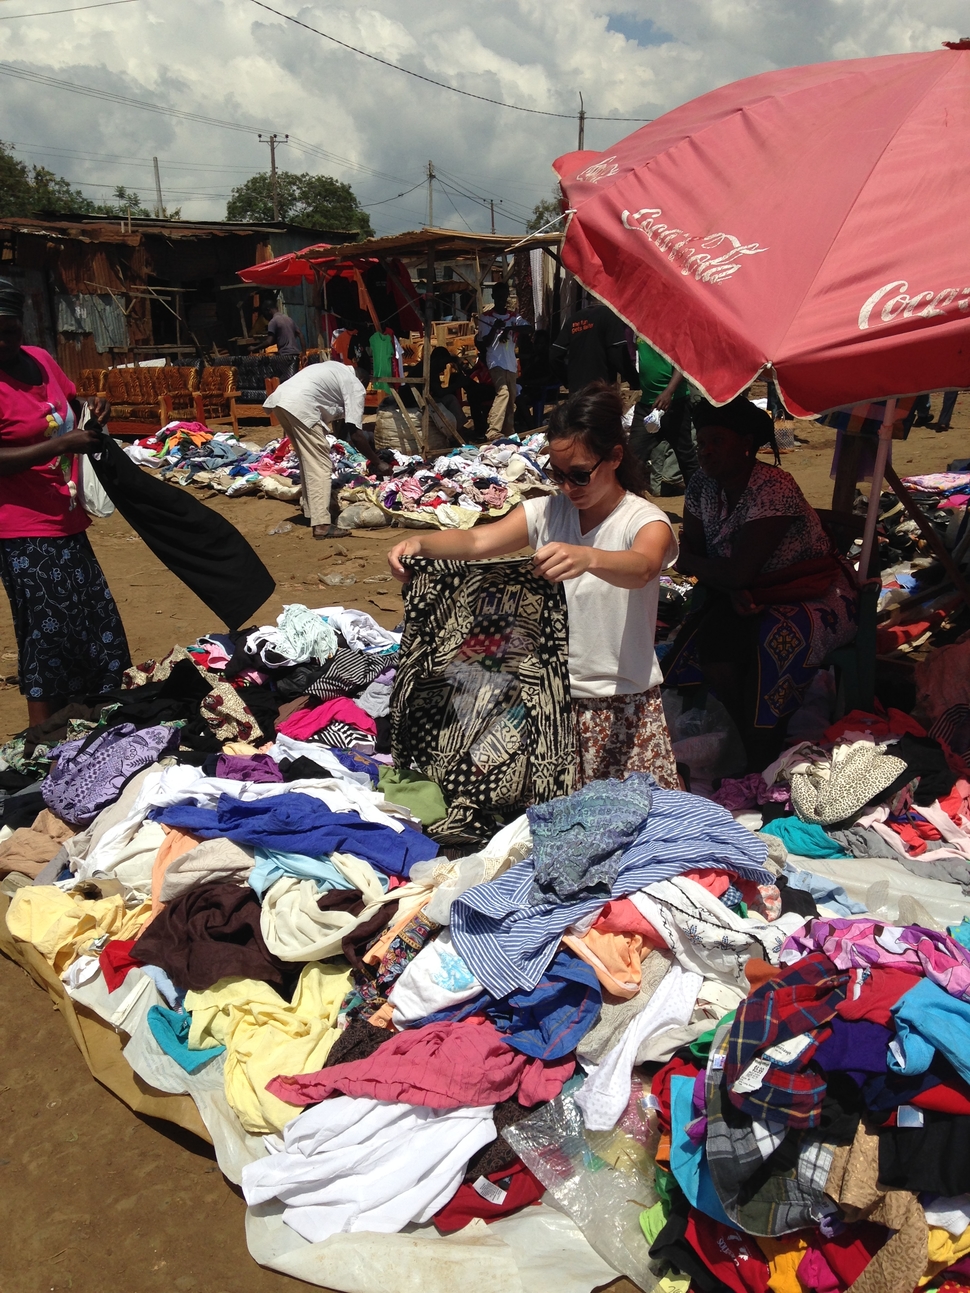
[78,452,115,517]
[661,691,746,788]
[503,1088,659,1291]
[337,502,388,530]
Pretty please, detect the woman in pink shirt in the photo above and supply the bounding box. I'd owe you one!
[0,279,129,725]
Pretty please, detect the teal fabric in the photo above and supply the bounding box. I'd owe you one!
[147,1005,224,1073]
[669,1075,733,1226]
[248,847,376,900]
[760,817,850,859]
[889,977,970,1085]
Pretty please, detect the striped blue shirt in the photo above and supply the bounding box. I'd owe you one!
[451,788,771,997]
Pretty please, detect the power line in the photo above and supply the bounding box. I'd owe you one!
[359,180,425,209]
[248,0,653,123]
[433,179,472,232]
[0,0,137,18]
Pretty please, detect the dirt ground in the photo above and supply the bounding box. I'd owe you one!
[1,398,969,1293]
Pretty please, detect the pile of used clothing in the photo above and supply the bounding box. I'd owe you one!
[339,435,557,530]
[126,421,312,499]
[8,586,970,1291]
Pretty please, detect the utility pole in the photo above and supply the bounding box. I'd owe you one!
[426,159,435,228]
[490,199,495,234]
[578,91,586,150]
[152,156,164,219]
[259,133,289,221]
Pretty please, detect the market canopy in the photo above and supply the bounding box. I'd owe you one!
[300,227,563,266]
[237,244,333,287]
[554,46,970,417]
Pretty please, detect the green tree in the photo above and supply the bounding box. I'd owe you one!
[226,171,373,237]
[527,191,564,234]
[90,185,154,218]
[0,141,95,216]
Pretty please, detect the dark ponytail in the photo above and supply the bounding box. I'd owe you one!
[546,381,646,495]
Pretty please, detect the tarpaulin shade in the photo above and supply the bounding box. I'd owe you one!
[236,245,333,288]
[555,48,970,416]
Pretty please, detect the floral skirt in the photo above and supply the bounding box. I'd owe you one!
[572,685,679,789]
[0,532,130,703]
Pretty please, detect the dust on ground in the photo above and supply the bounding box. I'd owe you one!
[1,404,968,1293]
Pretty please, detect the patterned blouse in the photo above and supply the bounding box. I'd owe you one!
[685,461,831,574]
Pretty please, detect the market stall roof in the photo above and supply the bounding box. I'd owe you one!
[300,227,562,264]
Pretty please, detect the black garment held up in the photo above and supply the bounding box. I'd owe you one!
[89,433,275,630]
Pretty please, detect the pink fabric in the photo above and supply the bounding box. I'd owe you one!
[0,347,88,539]
[267,1016,575,1110]
[277,696,377,741]
[796,1247,841,1293]
[710,774,790,811]
[554,51,970,416]
[782,917,970,1000]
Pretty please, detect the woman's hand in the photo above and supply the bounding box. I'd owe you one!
[730,589,759,616]
[60,426,103,456]
[90,395,111,424]
[387,537,424,583]
[532,542,592,583]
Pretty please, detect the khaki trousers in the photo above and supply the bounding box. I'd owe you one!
[487,366,517,440]
[272,407,333,526]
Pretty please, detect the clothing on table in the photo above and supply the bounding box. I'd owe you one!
[759,818,850,859]
[0,806,75,879]
[573,686,679,788]
[629,874,803,989]
[89,433,275,632]
[388,928,484,1027]
[528,771,655,903]
[6,884,151,976]
[376,766,447,826]
[146,1004,224,1073]
[0,346,87,539]
[268,406,334,529]
[258,865,408,963]
[156,835,254,903]
[433,1160,544,1232]
[277,696,376,743]
[214,752,282,783]
[185,961,351,1134]
[889,976,970,1086]
[266,312,303,355]
[267,1014,573,1111]
[131,881,291,993]
[240,1095,497,1244]
[151,791,438,878]
[392,556,575,845]
[451,786,771,997]
[574,961,703,1130]
[263,360,366,431]
[247,844,367,901]
[487,365,517,439]
[0,532,130,702]
[522,490,677,698]
[723,952,850,1129]
[550,305,637,393]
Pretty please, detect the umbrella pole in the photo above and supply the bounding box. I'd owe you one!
[858,398,896,578]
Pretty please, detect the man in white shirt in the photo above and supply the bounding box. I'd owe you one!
[264,360,375,539]
[475,281,530,442]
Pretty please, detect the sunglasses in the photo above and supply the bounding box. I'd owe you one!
[546,456,605,488]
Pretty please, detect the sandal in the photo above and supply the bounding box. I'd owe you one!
[313,524,347,540]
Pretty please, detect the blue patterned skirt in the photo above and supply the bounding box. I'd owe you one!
[0,532,131,702]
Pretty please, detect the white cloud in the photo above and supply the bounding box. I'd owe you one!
[0,0,965,233]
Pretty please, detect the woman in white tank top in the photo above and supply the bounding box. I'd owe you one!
[387,383,680,788]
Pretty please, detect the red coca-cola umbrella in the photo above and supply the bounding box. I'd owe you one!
[554,45,970,418]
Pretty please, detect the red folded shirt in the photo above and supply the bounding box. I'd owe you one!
[434,1161,543,1233]
[99,938,144,992]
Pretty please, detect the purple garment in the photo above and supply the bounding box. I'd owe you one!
[813,1018,891,1082]
[215,753,283,783]
[782,917,970,1002]
[42,723,179,826]
[711,773,791,811]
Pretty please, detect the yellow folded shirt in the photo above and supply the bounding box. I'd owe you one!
[6,885,151,976]
[185,961,352,1135]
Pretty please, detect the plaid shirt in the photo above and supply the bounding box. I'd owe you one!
[723,952,850,1129]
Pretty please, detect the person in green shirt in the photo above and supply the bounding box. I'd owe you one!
[629,339,698,491]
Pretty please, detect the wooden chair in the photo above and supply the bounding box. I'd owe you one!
[196,366,239,427]
[156,367,200,424]
[77,369,107,402]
